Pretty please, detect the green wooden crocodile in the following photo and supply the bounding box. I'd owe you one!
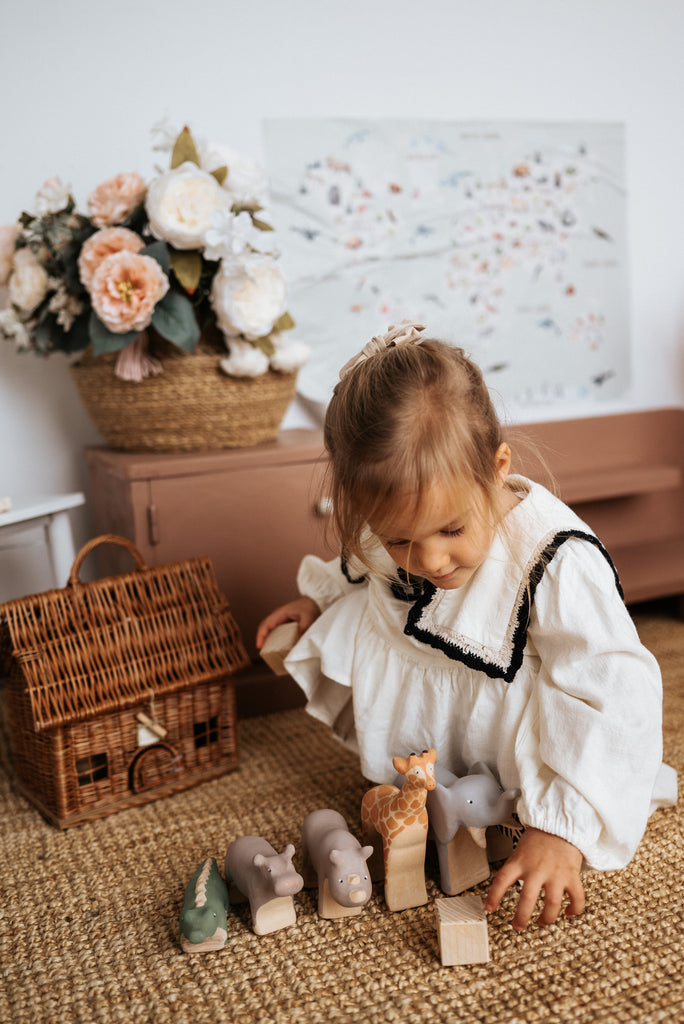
[179,856,230,953]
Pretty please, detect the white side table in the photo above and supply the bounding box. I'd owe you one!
[0,492,86,588]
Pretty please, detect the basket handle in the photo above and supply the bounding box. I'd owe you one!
[68,534,149,585]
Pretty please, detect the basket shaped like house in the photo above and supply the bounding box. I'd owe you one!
[0,535,249,828]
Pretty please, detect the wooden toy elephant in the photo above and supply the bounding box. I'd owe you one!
[179,856,230,953]
[301,809,374,919]
[225,836,304,936]
[426,761,521,895]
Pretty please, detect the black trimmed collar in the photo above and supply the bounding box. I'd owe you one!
[404,528,621,681]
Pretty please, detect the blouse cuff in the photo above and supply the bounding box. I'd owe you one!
[516,798,602,867]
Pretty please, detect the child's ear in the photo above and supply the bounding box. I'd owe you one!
[494,442,512,485]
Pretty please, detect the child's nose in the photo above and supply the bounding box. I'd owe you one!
[414,541,450,575]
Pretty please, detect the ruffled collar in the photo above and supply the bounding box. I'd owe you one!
[401,477,621,681]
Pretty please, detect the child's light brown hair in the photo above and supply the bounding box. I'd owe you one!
[323,338,507,566]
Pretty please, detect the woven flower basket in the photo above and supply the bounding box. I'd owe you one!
[70,343,297,452]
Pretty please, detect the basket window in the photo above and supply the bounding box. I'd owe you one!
[76,752,109,786]
[193,715,219,750]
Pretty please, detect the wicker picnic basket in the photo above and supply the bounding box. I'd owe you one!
[0,534,250,828]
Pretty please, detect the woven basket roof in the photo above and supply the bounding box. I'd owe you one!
[0,554,249,732]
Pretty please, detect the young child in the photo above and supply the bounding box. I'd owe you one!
[256,322,676,931]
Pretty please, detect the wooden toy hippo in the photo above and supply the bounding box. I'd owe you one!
[426,762,521,896]
[224,836,304,936]
[179,856,230,953]
[301,809,374,919]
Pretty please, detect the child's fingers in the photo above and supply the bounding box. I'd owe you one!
[564,878,586,919]
[484,861,518,913]
[255,610,290,648]
[538,876,585,926]
[536,882,566,927]
[511,879,543,931]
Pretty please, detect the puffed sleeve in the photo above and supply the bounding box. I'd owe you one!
[515,538,669,870]
[297,550,369,612]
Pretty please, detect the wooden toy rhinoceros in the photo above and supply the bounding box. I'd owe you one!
[426,761,521,895]
[224,836,304,936]
[301,809,374,919]
[179,856,230,953]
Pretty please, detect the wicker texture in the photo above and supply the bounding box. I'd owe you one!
[0,535,249,827]
[0,603,681,1023]
[70,345,298,452]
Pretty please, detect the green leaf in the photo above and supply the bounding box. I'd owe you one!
[251,217,274,232]
[169,249,202,293]
[151,291,200,351]
[210,165,228,186]
[252,335,276,357]
[61,311,92,354]
[33,319,59,355]
[89,313,139,355]
[171,127,200,169]
[142,240,171,273]
[273,311,295,332]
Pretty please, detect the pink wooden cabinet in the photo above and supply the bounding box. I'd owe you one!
[85,409,684,714]
[85,430,334,715]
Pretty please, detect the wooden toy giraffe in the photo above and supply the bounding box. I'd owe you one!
[360,748,437,912]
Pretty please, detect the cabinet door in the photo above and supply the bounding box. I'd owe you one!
[148,459,335,657]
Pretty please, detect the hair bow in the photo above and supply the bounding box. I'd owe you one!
[338,320,427,379]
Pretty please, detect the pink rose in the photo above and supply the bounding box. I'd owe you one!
[0,224,20,287]
[87,172,147,228]
[90,250,169,334]
[78,226,145,290]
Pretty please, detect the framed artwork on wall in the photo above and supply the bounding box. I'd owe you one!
[264,119,629,418]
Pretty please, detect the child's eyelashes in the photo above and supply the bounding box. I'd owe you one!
[383,526,465,547]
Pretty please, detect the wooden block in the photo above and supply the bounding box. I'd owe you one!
[260,621,300,675]
[435,893,490,966]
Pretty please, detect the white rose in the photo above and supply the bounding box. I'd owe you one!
[219,339,270,378]
[199,142,269,208]
[210,252,287,341]
[269,334,310,373]
[145,162,233,250]
[33,177,71,216]
[203,209,275,262]
[9,248,49,313]
[0,224,20,286]
[0,308,32,349]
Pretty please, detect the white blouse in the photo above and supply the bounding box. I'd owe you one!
[285,477,677,870]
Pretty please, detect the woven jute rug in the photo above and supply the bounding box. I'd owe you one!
[0,603,682,1024]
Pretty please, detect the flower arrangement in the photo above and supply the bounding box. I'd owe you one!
[0,123,309,382]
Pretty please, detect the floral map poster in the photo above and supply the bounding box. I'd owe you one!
[263,119,629,416]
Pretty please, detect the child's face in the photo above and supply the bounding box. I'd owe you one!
[371,446,512,590]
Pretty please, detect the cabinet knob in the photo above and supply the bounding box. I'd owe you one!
[314,496,334,518]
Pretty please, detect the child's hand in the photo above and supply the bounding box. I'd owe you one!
[255,597,321,650]
[485,827,585,930]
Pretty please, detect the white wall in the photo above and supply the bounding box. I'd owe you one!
[1,0,683,600]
